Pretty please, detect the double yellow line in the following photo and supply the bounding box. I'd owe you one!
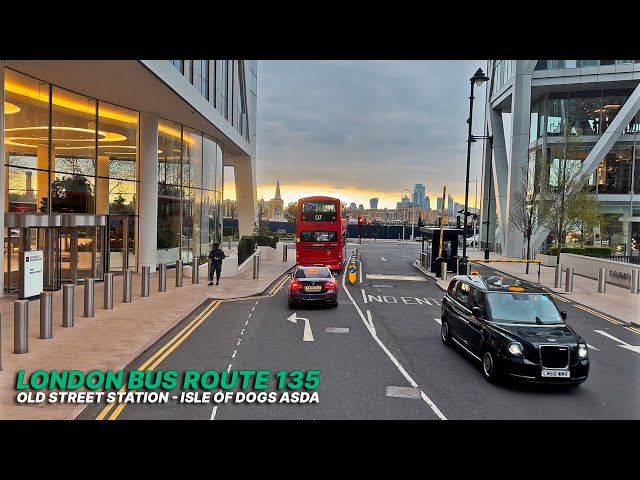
[269,275,290,296]
[96,300,221,420]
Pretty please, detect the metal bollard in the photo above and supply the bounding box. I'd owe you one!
[564,267,574,293]
[355,248,359,260]
[631,269,639,294]
[14,299,29,354]
[123,268,132,303]
[40,292,53,339]
[104,273,114,310]
[191,260,199,284]
[440,261,448,282]
[228,236,232,249]
[283,244,288,262]
[62,284,75,327]
[141,266,150,297]
[84,278,95,318]
[159,263,167,292]
[598,268,607,293]
[176,260,183,287]
[554,264,563,288]
[253,253,260,279]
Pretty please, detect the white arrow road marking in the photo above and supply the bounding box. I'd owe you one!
[434,318,441,325]
[380,257,388,262]
[287,312,314,342]
[594,330,630,346]
[587,344,599,351]
[594,330,640,354]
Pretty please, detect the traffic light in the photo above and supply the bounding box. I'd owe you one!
[358,216,365,225]
[438,217,442,227]
[456,215,461,228]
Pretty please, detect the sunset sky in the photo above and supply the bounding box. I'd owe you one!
[224,60,489,210]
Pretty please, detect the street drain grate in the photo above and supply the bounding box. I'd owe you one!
[325,327,349,333]
[386,386,421,399]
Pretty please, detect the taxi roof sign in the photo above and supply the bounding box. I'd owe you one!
[508,286,525,292]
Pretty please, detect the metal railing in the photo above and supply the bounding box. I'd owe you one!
[587,255,640,264]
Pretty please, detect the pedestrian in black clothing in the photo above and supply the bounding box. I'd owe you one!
[208,243,225,285]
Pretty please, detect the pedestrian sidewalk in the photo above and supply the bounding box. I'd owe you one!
[0,252,296,420]
[413,248,639,327]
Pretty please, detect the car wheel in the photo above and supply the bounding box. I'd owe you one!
[441,319,452,346]
[482,350,500,384]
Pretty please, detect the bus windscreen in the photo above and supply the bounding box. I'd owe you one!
[300,201,337,221]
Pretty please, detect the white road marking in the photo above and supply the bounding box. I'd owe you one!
[252,307,255,312]
[358,260,363,283]
[380,257,388,262]
[226,364,232,373]
[429,298,441,306]
[210,406,218,420]
[232,350,237,358]
[434,318,441,325]
[255,301,259,305]
[248,313,252,318]
[287,312,314,342]
[342,266,446,420]
[245,320,248,326]
[366,274,427,282]
[594,330,630,346]
[587,344,599,351]
[237,339,241,346]
[361,288,368,304]
[241,329,245,335]
[366,310,376,334]
[372,284,394,288]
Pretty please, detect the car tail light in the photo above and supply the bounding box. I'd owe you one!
[290,281,301,290]
[325,281,336,289]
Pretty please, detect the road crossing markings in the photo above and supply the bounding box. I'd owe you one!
[325,327,350,333]
[380,257,388,262]
[245,320,249,326]
[429,298,440,306]
[342,265,446,420]
[434,318,441,325]
[232,350,237,358]
[362,289,368,304]
[366,274,427,281]
[372,285,394,288]
[587,344,599,351]
[96,300,221,421]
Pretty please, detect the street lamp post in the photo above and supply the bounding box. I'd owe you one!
[461,68,490,275]
[403,188,415,241]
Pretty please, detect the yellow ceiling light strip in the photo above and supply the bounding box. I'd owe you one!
[4,101,21,114]
[6,78,194,144]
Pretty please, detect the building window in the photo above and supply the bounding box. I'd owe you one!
[201,60,209,101]
[171,60,184,74]
[157,119,182,264]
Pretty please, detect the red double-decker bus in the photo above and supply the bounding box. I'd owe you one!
[295,196,347,271]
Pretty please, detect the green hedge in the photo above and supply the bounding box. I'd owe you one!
[548,246,613,256]
[254,235,278,249]
[238,236,257,266]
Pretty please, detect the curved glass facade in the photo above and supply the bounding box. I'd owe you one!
[156,119,223,265]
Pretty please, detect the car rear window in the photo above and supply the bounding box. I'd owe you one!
[295,267,332,278]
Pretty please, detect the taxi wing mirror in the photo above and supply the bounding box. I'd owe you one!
[471,306,482,317]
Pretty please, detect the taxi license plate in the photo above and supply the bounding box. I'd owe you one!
[304,285,322,291]
[541,369,570,378]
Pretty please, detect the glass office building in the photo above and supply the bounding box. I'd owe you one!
[2,60,257,296]
[481,60,640,257]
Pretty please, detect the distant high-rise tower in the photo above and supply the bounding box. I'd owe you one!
[437,197,443,212]
[413,184,425,208]
[425,195,431,209]
[369,198,379,209]
[400,195,410,207]
[349,202,357,210]
[447,194,454,213]
[454,202,460,214]
[358,204,364,211]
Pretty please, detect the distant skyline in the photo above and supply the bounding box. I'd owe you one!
[224,60,488,210]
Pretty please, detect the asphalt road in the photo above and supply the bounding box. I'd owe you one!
[79,240,640,420]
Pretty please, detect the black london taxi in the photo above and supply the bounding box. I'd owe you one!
[441,274,589,385]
